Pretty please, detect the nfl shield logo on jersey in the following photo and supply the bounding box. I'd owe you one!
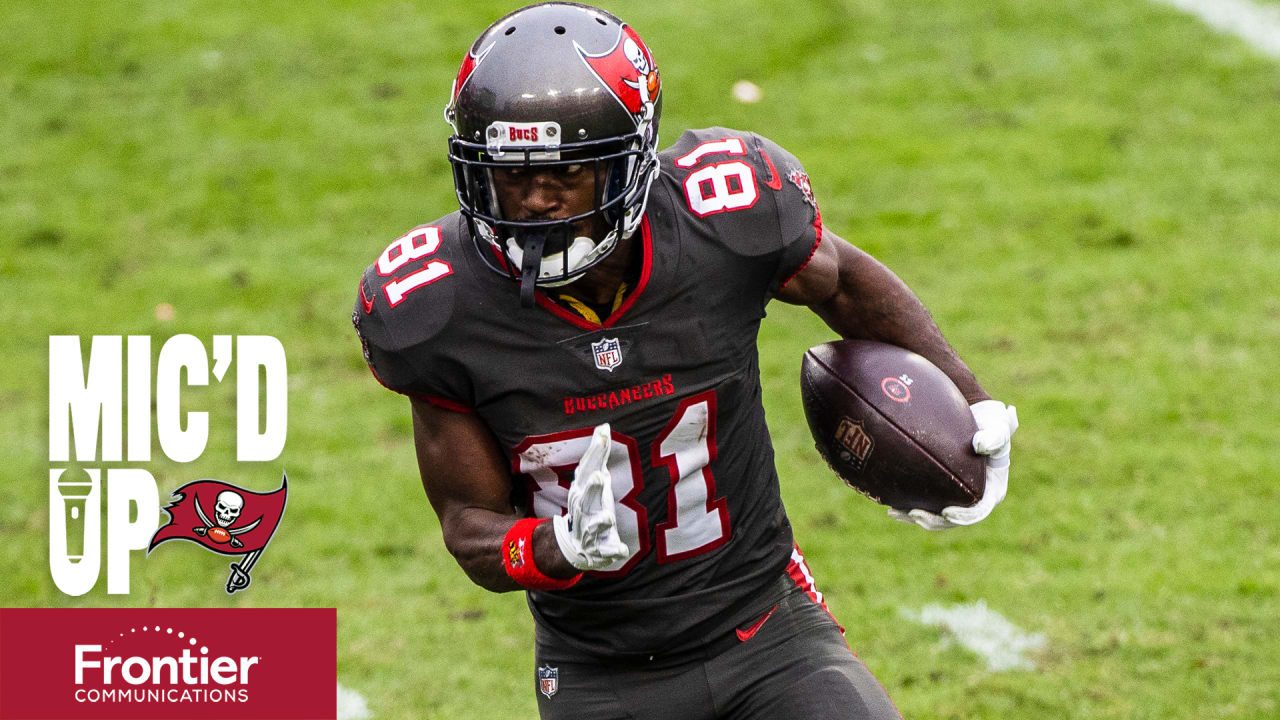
[538,664,559,698]
[591,337,623,372]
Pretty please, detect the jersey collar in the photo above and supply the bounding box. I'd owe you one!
[535,215,653,331]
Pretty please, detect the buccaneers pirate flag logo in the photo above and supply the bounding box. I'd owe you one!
[576,24,660,121]
[149,474,288,594]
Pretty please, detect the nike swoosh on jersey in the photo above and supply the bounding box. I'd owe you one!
[735,603,780,642]
[759,149,783,190]
[360,281,376,314]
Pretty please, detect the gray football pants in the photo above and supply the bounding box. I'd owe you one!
[533,582,902,720]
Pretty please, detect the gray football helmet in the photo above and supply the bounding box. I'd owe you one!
[444,3,662,304]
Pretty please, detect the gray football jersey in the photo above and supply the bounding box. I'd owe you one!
[353,128,824,658]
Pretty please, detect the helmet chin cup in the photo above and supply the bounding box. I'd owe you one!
[504,230,618,287]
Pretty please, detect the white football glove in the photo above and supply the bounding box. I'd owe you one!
[888,399,1020,531]
[552,423,631,570]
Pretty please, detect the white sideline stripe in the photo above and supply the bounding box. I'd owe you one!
[337,683,372,720]
[900,600,1046,671]
[1152,0,1280,58]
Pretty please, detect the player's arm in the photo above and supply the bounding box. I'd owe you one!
[411,397,629,589]
[411,397,577,592]
[775,230,988,403]
[777,231,1019,529]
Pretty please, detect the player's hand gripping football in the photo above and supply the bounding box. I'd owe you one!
[552,423,631,570]
[889,400,1020,530]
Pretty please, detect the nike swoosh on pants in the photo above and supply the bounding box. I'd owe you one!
[736,603,780,642]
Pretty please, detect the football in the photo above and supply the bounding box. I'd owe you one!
[800,339,985,513]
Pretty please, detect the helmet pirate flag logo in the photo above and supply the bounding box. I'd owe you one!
[148,473,288,595]
[576,24,660,120]
[447,40,495,110]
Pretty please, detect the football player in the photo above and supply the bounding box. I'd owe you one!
[352,4,1019,718]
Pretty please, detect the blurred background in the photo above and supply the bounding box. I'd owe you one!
[2,1,1278,717]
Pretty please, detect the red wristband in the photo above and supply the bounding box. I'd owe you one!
[501,518,582,591]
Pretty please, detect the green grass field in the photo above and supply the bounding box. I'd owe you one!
[3,1,1279,718]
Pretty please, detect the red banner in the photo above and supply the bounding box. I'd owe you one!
[150,478,287,556]
[0,608,336,719]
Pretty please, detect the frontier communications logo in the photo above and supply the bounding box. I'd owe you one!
[0,608,335,720]
[73,624,257,704]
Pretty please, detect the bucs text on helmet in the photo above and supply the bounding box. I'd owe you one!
[444,2,662,305]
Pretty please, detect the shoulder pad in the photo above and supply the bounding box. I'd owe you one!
[657,128,821,259]
[659,127,760,178]
[744,132,822,255]
[352,214,470,395]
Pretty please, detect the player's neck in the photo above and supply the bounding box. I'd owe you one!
[559,233,637,308]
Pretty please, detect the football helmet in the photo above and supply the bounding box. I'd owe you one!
[444,3,662,304]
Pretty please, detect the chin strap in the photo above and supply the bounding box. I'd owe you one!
[518,231,546,308]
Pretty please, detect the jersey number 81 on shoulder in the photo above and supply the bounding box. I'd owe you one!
[376,226,454,307]
[677,137,759,217]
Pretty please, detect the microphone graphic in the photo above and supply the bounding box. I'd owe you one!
[55,468,94,561]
